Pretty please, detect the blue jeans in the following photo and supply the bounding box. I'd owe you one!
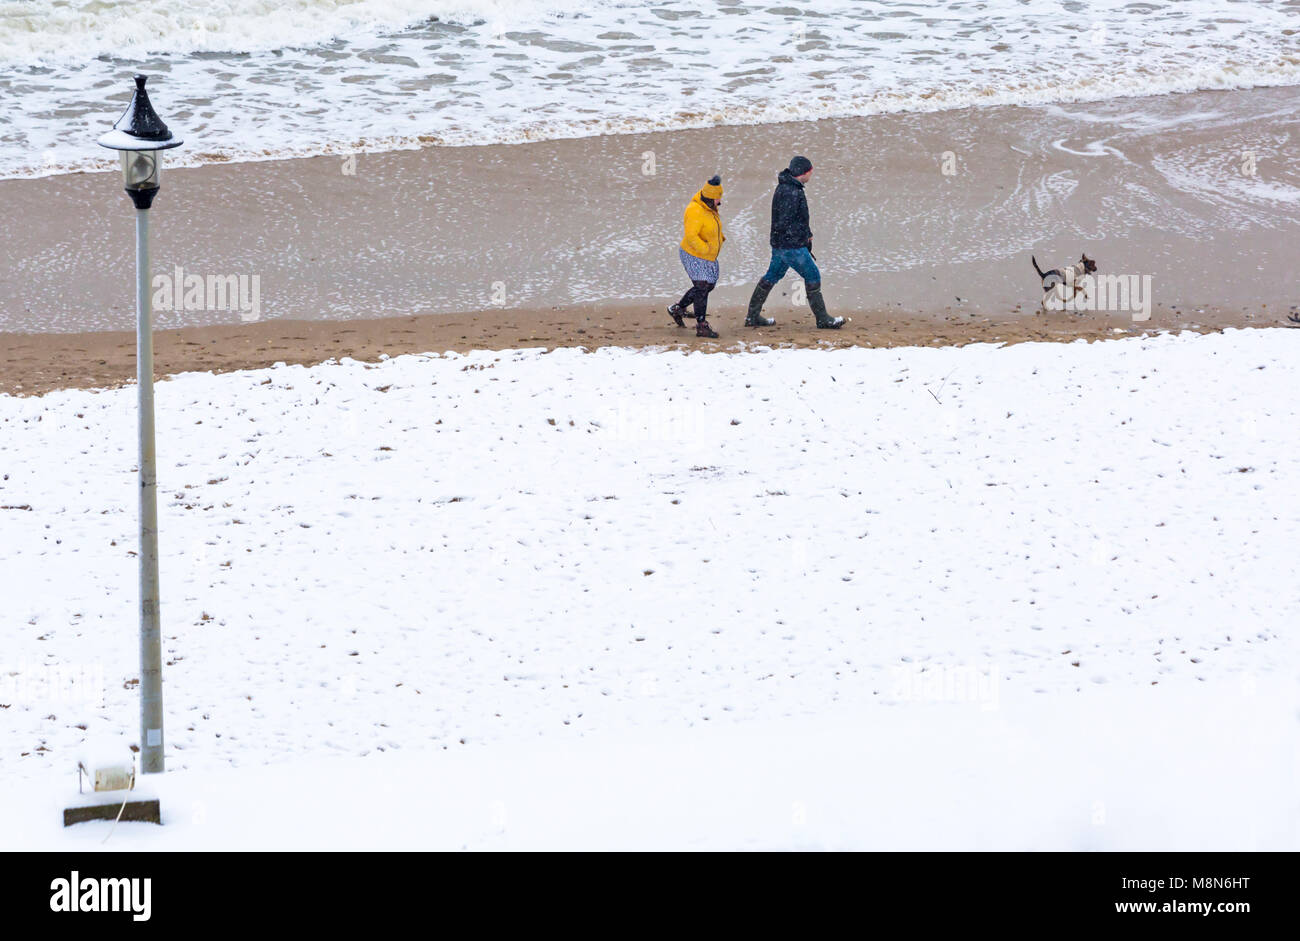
[761,247,820,285]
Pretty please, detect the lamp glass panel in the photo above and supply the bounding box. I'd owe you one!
[120,150,160,190]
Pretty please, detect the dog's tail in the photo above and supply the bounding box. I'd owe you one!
[1031,255,1046,279]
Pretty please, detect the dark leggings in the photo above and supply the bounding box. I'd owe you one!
[677,279,715,321]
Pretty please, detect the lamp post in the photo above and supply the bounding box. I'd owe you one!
[99,75,182,775]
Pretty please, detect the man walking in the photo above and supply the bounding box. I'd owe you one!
[745,155,844,329]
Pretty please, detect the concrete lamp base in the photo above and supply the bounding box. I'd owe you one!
[63,799,161,827]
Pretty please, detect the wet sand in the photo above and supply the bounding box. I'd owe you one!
[2,86,1298,338]
[4,301,1294,397]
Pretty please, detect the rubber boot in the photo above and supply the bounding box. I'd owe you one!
[807,281,844,329]
[745,279,776,327]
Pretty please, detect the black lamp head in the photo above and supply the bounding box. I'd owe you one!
[113,75,174,143]
[98,74,183,152]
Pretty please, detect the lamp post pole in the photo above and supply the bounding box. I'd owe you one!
[135,203,164,774]
[100,74,182,774]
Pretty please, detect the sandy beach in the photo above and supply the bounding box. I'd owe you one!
[4,85,1299,396]
[5,303,1291,396]
[4,87,1298,343]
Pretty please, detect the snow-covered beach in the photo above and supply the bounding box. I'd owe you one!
[3,329,1297,850]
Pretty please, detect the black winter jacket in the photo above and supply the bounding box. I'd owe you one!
[769,169,812,250]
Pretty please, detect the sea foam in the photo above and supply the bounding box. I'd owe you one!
[2,0,1297,179]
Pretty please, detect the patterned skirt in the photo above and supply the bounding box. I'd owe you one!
[679,247,719,284]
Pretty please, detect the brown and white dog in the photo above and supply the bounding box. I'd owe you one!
[1033,253,1097,312]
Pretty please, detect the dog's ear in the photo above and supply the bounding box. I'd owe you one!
[1081,253,1091,263]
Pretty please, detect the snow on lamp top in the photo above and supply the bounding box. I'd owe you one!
[98,75,183,152]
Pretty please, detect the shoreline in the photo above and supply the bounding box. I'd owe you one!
[16,77,1300,185]
[3,303,1292,397]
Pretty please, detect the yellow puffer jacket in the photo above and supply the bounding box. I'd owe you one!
[679,192,725,261]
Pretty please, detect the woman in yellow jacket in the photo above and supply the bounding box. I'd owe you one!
[669,175,725,338]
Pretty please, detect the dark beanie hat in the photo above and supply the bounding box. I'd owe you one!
[789,155,813,176]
